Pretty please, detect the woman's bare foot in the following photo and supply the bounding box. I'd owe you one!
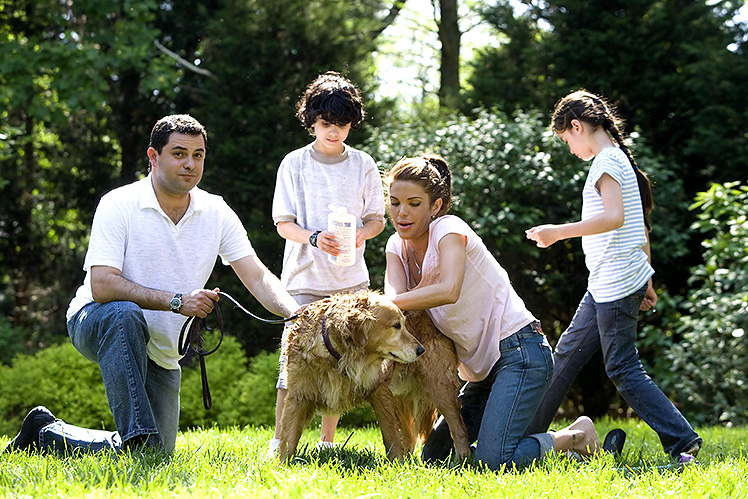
[550,415,602,457]
[567,416,602,456]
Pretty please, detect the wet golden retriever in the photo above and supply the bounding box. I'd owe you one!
[277,290,425,462]
[389,310,471,459]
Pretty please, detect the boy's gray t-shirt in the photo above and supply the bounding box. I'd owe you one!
[272,143,385,295]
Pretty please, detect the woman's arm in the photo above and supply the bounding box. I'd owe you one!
[389,233,467,311]
[526,173,624,248]
[384,251,408,299]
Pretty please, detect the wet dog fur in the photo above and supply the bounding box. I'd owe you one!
[277,290,425,462]
[389,310,471,459]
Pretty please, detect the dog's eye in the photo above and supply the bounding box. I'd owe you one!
[392,323,401,329]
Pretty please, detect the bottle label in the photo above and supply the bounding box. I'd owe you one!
[329,219,355,266]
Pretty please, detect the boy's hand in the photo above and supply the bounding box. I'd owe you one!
[316,231,341,256]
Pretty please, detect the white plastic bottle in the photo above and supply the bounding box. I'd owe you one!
[327,205,356,267]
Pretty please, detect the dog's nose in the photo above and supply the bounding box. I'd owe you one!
[416,345,425,357]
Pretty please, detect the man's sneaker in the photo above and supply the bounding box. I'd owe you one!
[4,406,56,454]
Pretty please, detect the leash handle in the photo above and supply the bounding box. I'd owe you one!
[176,291,299,411]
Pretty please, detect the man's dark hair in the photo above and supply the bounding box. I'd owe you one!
[296,72,365,132]
[149,114,207,153]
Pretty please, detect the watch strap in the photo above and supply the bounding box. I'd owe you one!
[309,230,322,248]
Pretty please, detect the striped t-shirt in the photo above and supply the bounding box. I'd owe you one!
[581,147,653,303]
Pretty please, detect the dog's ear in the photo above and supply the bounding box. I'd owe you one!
[345,304,375,346]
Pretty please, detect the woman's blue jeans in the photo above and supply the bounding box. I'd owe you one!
[526,285,701,457]
[38,301,181,454]
[422,323,555,471]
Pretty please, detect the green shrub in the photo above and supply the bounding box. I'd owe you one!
[0,333,376,438]
[179,333,258,429]
[0,342,112,437]
[664,182,748,426]
[636,289,685,393]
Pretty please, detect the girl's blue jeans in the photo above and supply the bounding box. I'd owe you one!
[422,322,555,471]
[38,301,180,454]
[526,285,701,457]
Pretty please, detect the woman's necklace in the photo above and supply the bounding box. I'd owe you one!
[409,245,422,276]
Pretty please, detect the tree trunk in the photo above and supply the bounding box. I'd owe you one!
[438,0,461,109]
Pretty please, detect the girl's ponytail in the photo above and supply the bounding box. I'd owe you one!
[603,118,653,232]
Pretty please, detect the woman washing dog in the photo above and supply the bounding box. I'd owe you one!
[384,154,619,470]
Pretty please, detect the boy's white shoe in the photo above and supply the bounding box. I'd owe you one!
[267,438,281,458]
[316,440,336,450]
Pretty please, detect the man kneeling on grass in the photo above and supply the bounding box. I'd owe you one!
[4,114,299,456]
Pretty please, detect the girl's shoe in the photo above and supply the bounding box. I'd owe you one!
[682,438,702,457]
[677,452,699,464]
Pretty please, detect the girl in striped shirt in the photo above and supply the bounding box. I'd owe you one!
[525,90,702,462]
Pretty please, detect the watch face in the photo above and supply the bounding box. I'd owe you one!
[170,294,182,311]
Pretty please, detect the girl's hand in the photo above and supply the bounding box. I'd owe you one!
[640,280,657,311]
[525,225,560,248]
[355,228,365,248]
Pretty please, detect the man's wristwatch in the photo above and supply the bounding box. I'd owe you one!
[309,230,322,248]
[170,293,183,314]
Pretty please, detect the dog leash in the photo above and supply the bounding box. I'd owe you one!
[178,291,300,410]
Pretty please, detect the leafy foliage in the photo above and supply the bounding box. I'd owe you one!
[0,334,375,438]
[469,0,748,195]
[0,0,188,348]
[664,182,748,426]
[0,342,112,437]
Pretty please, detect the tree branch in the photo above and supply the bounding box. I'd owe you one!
[153,40,217,79]
[370,0,407,39]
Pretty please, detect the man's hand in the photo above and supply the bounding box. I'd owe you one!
[180,288,220,318]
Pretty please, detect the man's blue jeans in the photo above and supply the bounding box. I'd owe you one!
[422,322,555,471]
[38,301,181,454]
[526,285,701,457]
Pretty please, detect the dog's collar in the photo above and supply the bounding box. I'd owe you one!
[321,316,341,361]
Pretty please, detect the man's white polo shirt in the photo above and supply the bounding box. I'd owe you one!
[67,175,255,369]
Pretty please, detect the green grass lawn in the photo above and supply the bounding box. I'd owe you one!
[1,417,746,498]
